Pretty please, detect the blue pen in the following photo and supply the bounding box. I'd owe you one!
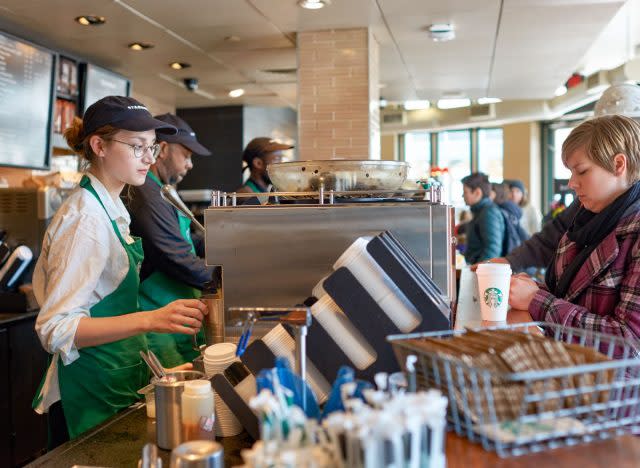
[236,319,255,357]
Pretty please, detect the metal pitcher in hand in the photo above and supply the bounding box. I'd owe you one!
[201,267,225,346]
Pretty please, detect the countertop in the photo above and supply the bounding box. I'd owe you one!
[26,404,252,468]
[27,403,640,468]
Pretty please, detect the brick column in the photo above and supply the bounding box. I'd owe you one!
[297,28,380,160]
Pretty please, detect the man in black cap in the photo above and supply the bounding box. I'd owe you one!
[238,137,294,194]
[125,113,213,367]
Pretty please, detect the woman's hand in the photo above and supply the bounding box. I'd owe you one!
[509,273,540,310]
[145,299,208,335]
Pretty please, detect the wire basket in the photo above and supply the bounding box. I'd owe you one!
[388,322,640,457]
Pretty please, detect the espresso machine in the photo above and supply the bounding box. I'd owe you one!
[164,160,457,334]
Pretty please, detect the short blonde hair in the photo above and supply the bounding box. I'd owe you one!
[562,114,640,183]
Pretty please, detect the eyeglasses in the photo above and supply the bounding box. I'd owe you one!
[111,139,161,160]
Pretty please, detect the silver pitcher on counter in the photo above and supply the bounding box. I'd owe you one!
[154,370,205,450]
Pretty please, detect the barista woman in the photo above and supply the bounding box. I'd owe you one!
[32,96,207,445]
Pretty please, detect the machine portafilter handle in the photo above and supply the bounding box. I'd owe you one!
[160,184,205,233]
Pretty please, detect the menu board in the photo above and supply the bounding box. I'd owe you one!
[0,31,55,169]
[83,64,129,111]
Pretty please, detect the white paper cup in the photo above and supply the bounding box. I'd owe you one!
[334,237,421,333]
[311,294,377,370]
[476,264,511,321]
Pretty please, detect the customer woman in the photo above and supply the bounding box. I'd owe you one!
[509,115,640,347]
[32,96,208,444]
[508,179,542,236]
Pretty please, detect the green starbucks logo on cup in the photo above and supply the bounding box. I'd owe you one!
[484,287,503,309]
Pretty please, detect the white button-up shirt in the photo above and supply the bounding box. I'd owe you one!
[33,173,135,413]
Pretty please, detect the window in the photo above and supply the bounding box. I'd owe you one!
[478,128,503,182]
[437,130,471,208]
[553,127,573,180]
[403,132,431,181]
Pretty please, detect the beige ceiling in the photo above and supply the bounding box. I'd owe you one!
[0,0,626,110]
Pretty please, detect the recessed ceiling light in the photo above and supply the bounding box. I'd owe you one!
[169,62,191,70]
[75,15,106,26]
[298,0,331,10]
[436,98,471,109]
[229,88,245,98]
[477,97,502,105]
[554,85,568,97]
[128,42,154,51]
[404,100,430,110]
[428,23,455,42]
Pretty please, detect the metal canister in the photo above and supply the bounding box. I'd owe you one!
[170,441,224,468]
[154,370,204,450]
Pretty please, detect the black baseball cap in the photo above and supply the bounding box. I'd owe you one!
[153,113,212,156]
[81,96,177,139]
[242,137,294,166]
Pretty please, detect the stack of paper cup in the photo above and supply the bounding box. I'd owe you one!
[202,343,243,437]
[333,237,421,333]
[475,263,512,321]
[262,324,331,403]
[311,293,377,370]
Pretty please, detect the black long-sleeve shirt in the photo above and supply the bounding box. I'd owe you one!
[126,176,213,289]
[505,200,579,271]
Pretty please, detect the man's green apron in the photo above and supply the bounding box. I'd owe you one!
[244,179,265,193]
[138,171,202,368]
[34,175,149,439]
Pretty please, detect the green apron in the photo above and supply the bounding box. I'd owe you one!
[35,175,149,439]
[244,179,266,193]
[139,172,202,368]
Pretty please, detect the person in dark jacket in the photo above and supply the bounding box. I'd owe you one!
[126,113,214,368]
[491,182,530,256]
[462,173,505,265]
[475,200,577,272]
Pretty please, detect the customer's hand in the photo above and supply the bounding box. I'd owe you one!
[470,257,509,271]
[509,273,539,310]
[146,299,208,335]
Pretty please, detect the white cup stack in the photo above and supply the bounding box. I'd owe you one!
[311,284,377,370]
[262,324,331,404]
[202,343,243,437]
[475,263,512,321]
[333,237,422,333]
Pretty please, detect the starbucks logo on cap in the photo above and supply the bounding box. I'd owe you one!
[484,287,503,309]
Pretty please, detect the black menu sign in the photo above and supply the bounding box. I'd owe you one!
[0,31,54,169]
[83,64,129,111]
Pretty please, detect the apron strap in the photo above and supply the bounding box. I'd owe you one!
[80,175,128,246]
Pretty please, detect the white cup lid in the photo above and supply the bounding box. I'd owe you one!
[204,342,237,360]
[184,379,211,395]
[476,263,511,274]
